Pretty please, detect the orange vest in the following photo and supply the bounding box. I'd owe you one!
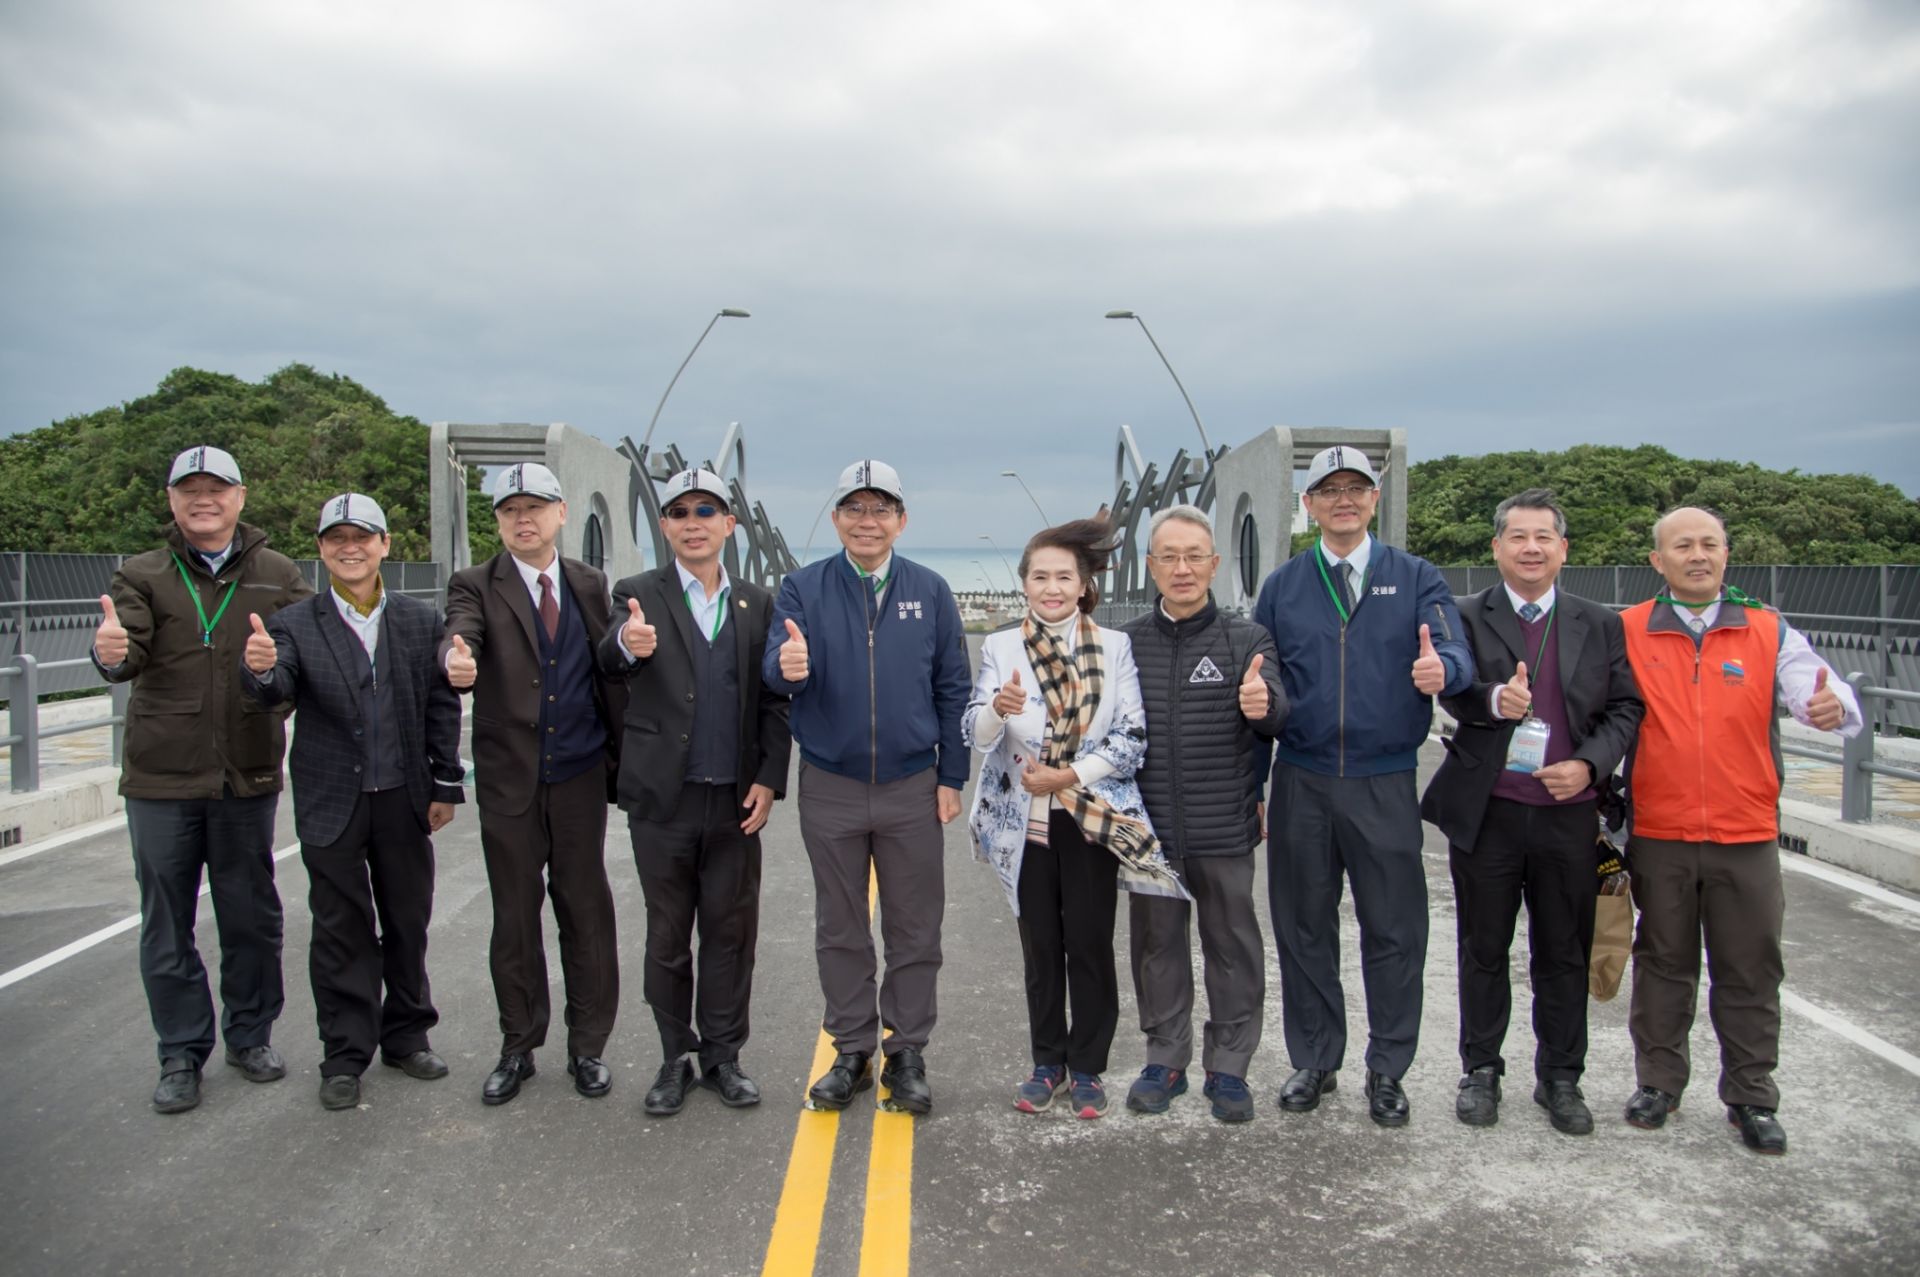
[1621,599,1783,843]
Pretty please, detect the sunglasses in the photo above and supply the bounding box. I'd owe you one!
[664,503,725,520]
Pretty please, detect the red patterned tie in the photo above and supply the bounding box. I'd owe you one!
[539,573,559,642]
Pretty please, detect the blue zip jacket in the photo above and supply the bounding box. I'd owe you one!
[764,553,972,789]
[1253,536,1473,778]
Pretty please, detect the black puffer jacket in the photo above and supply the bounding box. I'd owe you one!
[1121,597,1286,857]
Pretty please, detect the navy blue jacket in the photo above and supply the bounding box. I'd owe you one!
[1252,536,1473,778]
[764,553,971,790]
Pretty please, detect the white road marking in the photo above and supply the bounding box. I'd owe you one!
[1780,853,1920,917]
[0,814,128,867]
[0,842,299,991]
[1782,988,1920,1080]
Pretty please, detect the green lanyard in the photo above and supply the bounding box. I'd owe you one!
[170,552,240,648]
[684,583,730,642]
[1653,587,1763,611]
[1522,604,1557,673]
[855,562,889,598]
[1311,549,1365,624]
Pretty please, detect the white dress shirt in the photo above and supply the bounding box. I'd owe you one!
[1664,601,1864,736]
[1490,583,1557,721]
[512,552,564,619]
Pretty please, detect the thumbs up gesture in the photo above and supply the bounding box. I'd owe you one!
[1807,665,1845,731]
[243,612,277,674]
[1239,653,1269,720]
[778,617,810,682]
[1411,623,1445,694]
[622,597,657,659]
[992,668,1026,718]
[445,633,477,689]
[1499,660,1532,720]
[94,594,129,665]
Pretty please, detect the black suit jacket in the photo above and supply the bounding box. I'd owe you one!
[439,552,628,817]
[1420,585,1643,852]
[595,565,792,822]
[244,588,465,847]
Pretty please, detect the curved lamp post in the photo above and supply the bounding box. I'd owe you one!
[978,534,1018,589]
[1001,469,1051,523]
[1104,309,1214,458]
[639,308,751,457]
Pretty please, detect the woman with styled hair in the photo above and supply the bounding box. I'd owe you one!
[964,518,1186,1119]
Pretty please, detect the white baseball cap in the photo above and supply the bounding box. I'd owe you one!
[492,461,564,507]
[317,493,388,535]
[661,468,731,510]
[168,445,243,487]
[831,459,905,508]
[1303,445,1380,492]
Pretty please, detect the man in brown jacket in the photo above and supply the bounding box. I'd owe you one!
[442,462,627,1106]
[93,445,313,1113]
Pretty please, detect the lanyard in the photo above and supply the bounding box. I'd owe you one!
[684,583,729,642]
[170,553,240,648]
[1311,550,1364,624]
[1522,605,1556,674]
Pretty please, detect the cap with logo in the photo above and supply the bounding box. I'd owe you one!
[492,462,565,508]
[1303,445,1380,493]
[662,468,731,511]
[168,445,244,487]
[316,493,388,536]
[832,459,905,508]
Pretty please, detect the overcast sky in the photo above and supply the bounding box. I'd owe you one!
[3,0,1915,546]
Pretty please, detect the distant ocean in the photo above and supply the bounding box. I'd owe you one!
[793,545,1022,595]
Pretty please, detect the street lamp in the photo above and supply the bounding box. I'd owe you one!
[978,534,1018,589]
[971,560,996,591]
[1000,470,1050,523]
[639,308,751,457]
[1104,309,1214,458]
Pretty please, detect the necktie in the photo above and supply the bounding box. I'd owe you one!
[1339,562,1358,609]
[538,573,559,642]
[1519,602,1542,623]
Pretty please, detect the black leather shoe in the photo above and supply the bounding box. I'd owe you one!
[1277,1067,1337,1112]
[224,1044,287,1083]
[880,1048,932,1115]
[1534,1080,1594,1135]
[152,1058,201,1114]
[382,1049,449,1080]
[482,1052,535,1106]
[645,1058,696,1116]
[1365,1070,1410,1127]
[1456,1067,1501,1127]
[1729,1104,1788,1155]
[320,1074,361,1110]
[568,1055,613,1098]
[704,1060,762,1108]
[806,1052,873,1111]
[1623,1085,1679,1130]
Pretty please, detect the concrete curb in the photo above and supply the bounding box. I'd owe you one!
[0,765,123,846]
[1781,796,1920,892]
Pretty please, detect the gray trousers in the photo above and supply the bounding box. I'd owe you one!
[1129,853,1265,1077]
[797,763,944,1056]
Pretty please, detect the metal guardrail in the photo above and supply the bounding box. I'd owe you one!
[1779,671,1920,823]
[0,655,128,794]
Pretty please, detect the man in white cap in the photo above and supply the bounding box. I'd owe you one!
[441,462,628,1106]
[1251,444,1473,1127]
[765,460,971,1115]
[597,469,792,1116]
[92,444,313,1113]
[242,494,466,1110]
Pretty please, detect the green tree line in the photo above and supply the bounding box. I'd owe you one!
[0,365,494,562]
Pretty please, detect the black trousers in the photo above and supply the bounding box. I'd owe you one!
[477,765,618,1057]
[126,791,284,1067]
[1448,796,1598,1082]
[302,788,439,1077]
[1016,809,1119,1075]
[1266,763,1428,1079]
[628,783,762,1069]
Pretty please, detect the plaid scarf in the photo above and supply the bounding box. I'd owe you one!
[1023,613,1186,900]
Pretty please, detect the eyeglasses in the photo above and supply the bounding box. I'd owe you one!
[838,501,900,519]
[664,503,724,521]
[1150,553,1217,568]
[1311,484,1375,501]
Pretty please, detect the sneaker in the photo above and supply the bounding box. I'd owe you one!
[1125,1064,1188,1114]
[1203,1071,1255,1123]
[1014,1064,1068,1113]
[1068,1071,1107,1119]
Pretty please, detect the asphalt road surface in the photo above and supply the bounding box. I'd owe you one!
[4,736,1918,1277]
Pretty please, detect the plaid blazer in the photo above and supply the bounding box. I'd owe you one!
[244,587,465,846]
